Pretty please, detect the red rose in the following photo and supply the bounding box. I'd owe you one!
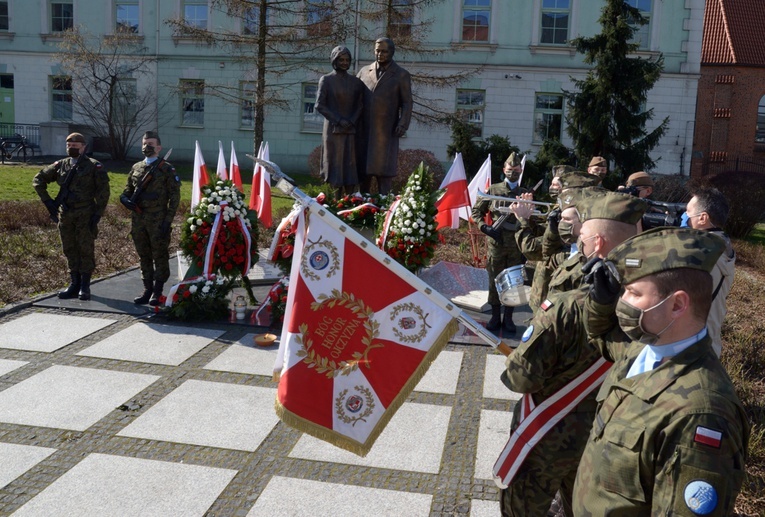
[183,290,191,298]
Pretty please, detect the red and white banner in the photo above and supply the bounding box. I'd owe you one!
[435,153,470,230]
[460,155,492,222]
[230,141,243,190]
[216,140,228,180]
[274,206,459,456]
[191,140,209,211]
[249,141,272,227]
[492,357,612,488]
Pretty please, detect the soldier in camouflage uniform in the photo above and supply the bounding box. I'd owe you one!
[498,191,646,516]
[120,131,181,306]
[33,132,110,301]
[573,227,749,515]
[471,152,527,333]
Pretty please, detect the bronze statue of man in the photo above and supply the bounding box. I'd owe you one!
[356,37,413,194]
[315,45,365,197]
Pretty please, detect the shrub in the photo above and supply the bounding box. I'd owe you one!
[651,173,689,204]
[392,149,445,194]
[307,145,322,179]
[699,171,765,238]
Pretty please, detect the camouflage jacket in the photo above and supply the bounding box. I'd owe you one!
[515,216,544,261]
[122,159,181,223]
[547,251,586,295]
[471,182,526,233]
[33,156,109,215]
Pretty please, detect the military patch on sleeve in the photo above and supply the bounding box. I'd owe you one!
[175,175,180,182]
[540,299,553,311]
[684,480,717,515]
[521,325,534,342]
[694,426,722,448]
[625,258,641,268]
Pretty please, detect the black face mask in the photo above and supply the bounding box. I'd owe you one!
[142,145,156,157]
[67,147,80,158]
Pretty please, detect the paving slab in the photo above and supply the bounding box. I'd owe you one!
[483,354,523,401]
[0,312,115,353]
[0,359,28,378]
[77,322,225,366]
[247,476,433,517]
[475,409,515,481]
[413,350,463,395]
[0,365,159,431]
[12,453,237,517]
[203,333,279,376]
[0,442,57,489]
[117,380,279,452]
[289,402,451,474]
[470,498,501,517]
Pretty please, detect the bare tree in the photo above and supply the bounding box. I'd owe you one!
[56,28,167,160]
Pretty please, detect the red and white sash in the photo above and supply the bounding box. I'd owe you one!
[492,357,613,488]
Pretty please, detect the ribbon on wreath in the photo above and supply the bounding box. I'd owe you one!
[201,200,253,276]
[164,273,217,307]
[378,196,401,249]
[336,202,380,218]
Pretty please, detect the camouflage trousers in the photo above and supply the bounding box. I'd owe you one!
[486,230,524,306]
[58,207,97,274]
[500,408,595,517]
[131,211,171,283]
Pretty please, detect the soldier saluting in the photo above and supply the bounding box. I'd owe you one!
[33,132,110,301]
[120,131,180,306]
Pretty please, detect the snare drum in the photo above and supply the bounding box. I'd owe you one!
[495,265,531,306]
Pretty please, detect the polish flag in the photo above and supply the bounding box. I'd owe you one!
[216,141,228,180]
[517,154,528,188]
[435,153,471,230]
[249,141,272,228]
[459,155,493,222]
[191,140,209,211]
[230,141,243,190]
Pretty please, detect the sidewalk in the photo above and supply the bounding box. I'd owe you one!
[0,259,529,516]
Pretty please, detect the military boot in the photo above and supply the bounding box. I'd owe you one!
[78,273,92,301]
[149,281,164,306]
[58,272,81,299]
[503,306,517,334]
[134,279,153,305]
[486,305,502,332]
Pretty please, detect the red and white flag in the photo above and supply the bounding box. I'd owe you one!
[435,153,471,230]
[216,140,228,180]
[517,154,528,188]
[274,206,459,456]
[191,140,209,211]
[249,141,272,227]
[230,141,243,190]
[460,155,492,222]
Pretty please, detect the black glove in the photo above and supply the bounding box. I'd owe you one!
[160,220,172,237]
[480,223,501,241]
[89,213,101,233]
[582,257,621,305]
[43,199,59,223]
[547,207,561,235]
[119,194,137,212]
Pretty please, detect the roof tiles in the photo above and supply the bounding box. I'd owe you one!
[702,0,765,66]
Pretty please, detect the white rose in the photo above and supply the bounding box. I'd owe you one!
[196,218,203,225]
[202,285,211,294]
[420,229,425,235]
[189,285,198,294]
[190,225,197,232]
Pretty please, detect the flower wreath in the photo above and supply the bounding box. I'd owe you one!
[326,192,391,230]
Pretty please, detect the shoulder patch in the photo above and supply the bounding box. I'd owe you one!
[174,175,180,182]
[684,480,717,515]
[694,426,722,448]
[521,325,534,342]
[625,258,641,268]
[540,299,553,311]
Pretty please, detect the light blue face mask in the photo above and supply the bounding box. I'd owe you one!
[680,212,690,227]
[505,180,518,189]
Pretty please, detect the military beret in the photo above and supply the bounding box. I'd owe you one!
[578,190,647,225]
[626,171,654,188]
[559,170,602,189]
[66,132,86,143]
[607,227,726,285]
[589,156,606,167]
[504,152,522,167]
[143,131,161,144]
[552,164,576,176]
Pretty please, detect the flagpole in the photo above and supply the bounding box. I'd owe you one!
[251,157,513,357]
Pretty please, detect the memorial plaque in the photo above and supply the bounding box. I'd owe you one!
[419,261,489,312]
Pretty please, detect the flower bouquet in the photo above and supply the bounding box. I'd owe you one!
[378,163,440,274]
[165,274,236,321]
[268,276,290,327]
[326,192,391,230]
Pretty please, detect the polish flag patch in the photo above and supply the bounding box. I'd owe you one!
[540,299,554,311]
[694,426,722,448]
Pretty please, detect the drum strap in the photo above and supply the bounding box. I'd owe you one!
[492,357,613,488]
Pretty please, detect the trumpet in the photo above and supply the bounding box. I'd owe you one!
[476,192,554,216]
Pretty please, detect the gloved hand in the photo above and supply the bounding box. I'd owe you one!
[43,199,59,223]
[89,213,101,233]
[547,207,561,235]
[480,223,501,241]
[582,257,621,305]
[160,220,172,237]
[119,194,137,212]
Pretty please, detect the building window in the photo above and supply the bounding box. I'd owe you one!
[388,0,414,40]
[113,78,136,124]
[306,0,332,37]
[540,0,570,45]
[51,76,72,120]
[51,1,73,32]
[461,0,490,42]
[626,0,651,49]
[456,89,485,138]
[302,83,322,133]
[115,1,140,33]
[756,95,765,144]
[240,81,255,128]
[533,93,563,143]
[180,79,204,127]
[242,6,262,35]
[183,0,207,30]
[0,1,9,31]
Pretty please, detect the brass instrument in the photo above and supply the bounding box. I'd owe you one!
[475,192,554,216]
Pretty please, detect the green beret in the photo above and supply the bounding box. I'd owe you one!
[504,152,522,167]
[559,170,602,189]
[607,227,726,285]
[579,190,647,224]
